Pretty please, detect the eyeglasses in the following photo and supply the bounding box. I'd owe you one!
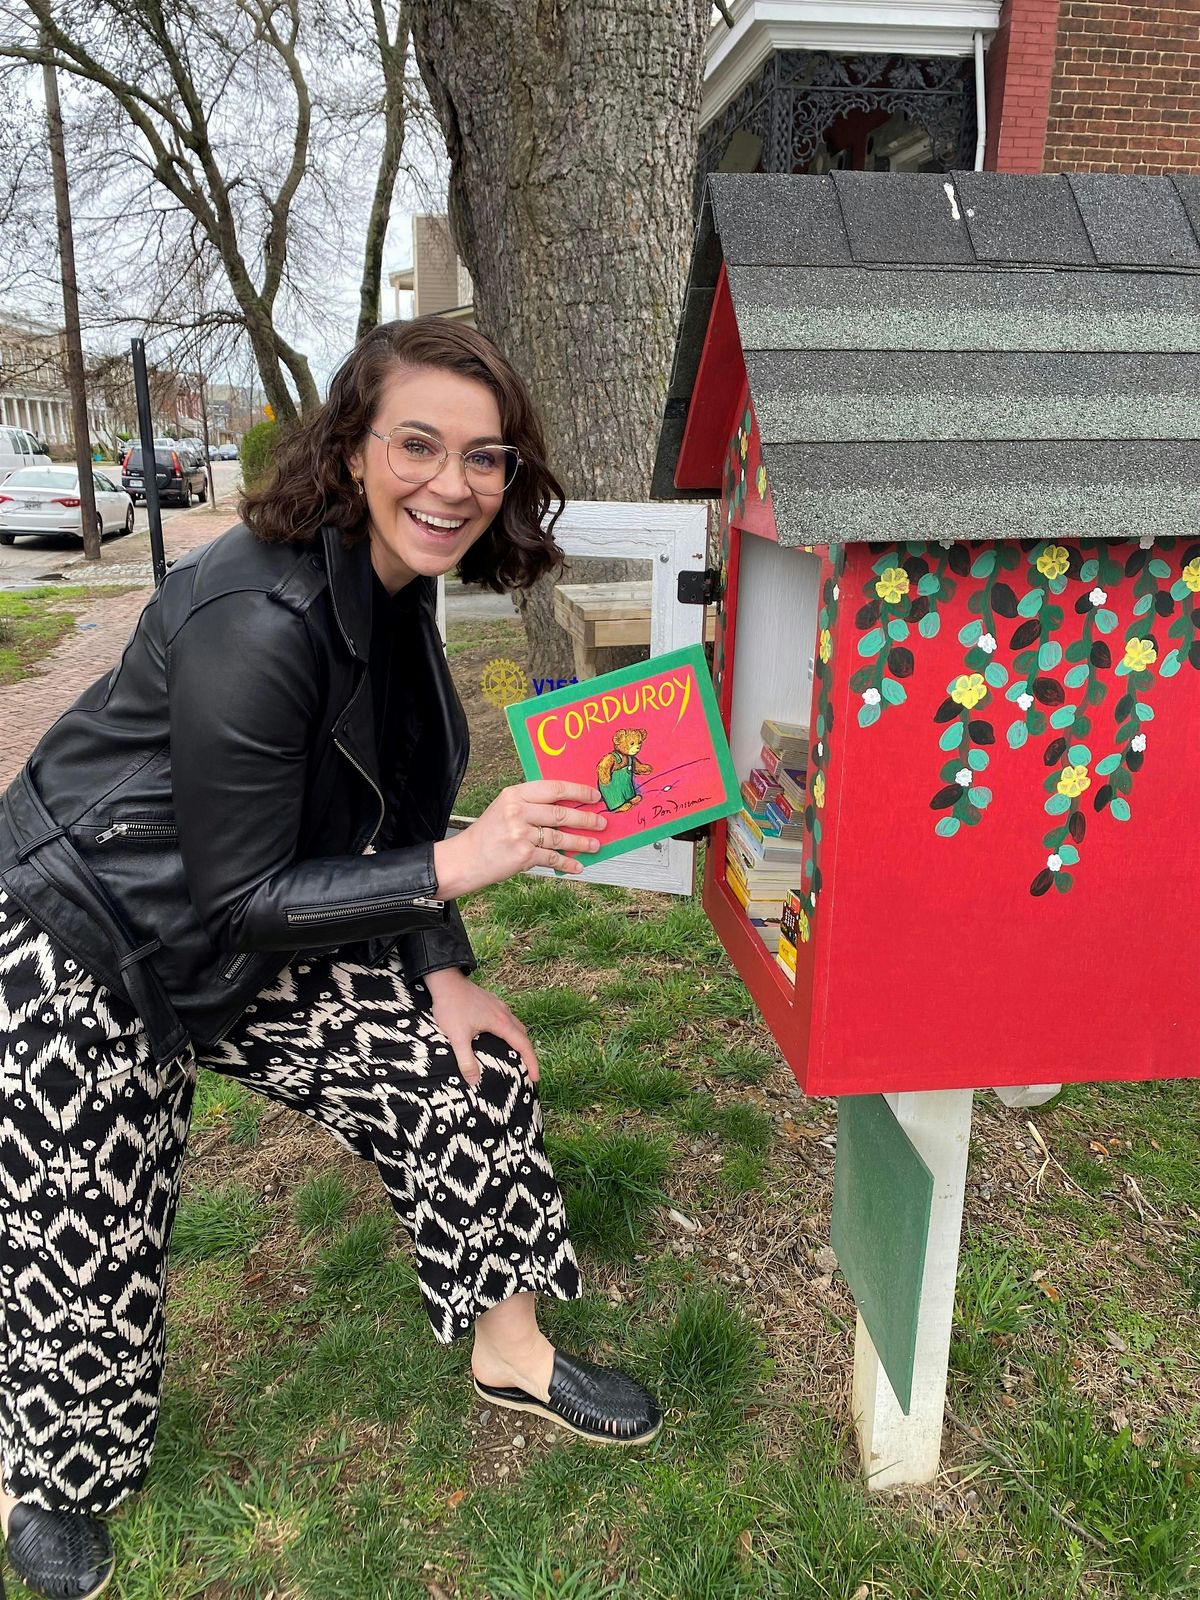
[367,426,521,493]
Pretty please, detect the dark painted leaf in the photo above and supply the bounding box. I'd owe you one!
[903,556,930,581]
[1155,591,1175,617]
[1068,810,1086,843]
[1094,784,1113,812]
[804,806,815,829]
[1127,749,1144,772]
[991,583,1019,618]
[1115,693,1133,720]
[1192,603,1200,625]
[823,579,835,606]
[930,785,962,810]
[856,601,881,628]
[947,546,970,576]
[1074,593,1093,615]
[1184,542,1200,565]
[1089,640,1111,668]
[811,867,822,894]
[1043,736,1069,766]
[1065,549,1083,578]
[1032,676,1065,706]
[1018,537,1039,552]
[908,597,930,623]
[1189,640,1200,669]
[850,666,874,693]
[1029,708,1047,735]
[933,698,959,724]
[1010,619,1041,650]
[968,719,995,745]
[1124,549,1147,576]
[888,646,915,679]
[1030,869,1053,898]
[1085,678,1107,707]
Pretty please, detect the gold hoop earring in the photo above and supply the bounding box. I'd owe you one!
[353,477,365,496]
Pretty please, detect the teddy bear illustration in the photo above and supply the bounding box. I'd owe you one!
[596,728,653,812]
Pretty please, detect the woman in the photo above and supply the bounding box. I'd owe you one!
[0,317,662,1600]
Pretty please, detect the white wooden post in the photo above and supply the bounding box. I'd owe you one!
[852,1087,974,1490]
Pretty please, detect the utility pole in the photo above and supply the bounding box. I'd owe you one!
[42,27,100,560]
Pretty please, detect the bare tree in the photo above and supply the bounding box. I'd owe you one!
[0,0,422,418]
[409,0,713,678]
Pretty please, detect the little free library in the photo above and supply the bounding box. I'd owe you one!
[647,169,1200,1487]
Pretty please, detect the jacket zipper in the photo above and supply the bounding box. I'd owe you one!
[334,735,385,852]
[220,951,252,981]
[286,892,445,925]
[95,820,179,843]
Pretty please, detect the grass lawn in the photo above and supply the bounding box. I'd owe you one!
[0,585,136,685]
[12,617,1194,1600]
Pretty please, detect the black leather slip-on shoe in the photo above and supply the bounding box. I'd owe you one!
[474,1350,663,1445]
[4,1504,114,1600]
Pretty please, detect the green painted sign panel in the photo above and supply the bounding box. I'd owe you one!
[830,1095,934,1415]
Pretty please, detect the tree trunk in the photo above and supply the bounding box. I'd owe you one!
[410,0,711,680]
[358,4,411,339]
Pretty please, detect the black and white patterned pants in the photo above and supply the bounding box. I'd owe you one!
[0,892,581,1513]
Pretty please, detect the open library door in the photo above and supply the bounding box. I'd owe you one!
[438,501,710,895]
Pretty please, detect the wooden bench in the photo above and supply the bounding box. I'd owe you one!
[552,579,715,678]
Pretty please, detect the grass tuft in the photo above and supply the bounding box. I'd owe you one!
[545,1126,671,1258]
[293,1170,356,1237]
[171,1185,269,1264]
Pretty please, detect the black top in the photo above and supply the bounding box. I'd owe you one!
[368,572,424,772]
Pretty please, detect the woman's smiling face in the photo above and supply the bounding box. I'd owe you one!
[349,364,506,594]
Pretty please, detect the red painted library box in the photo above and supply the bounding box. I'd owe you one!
[653,171,1200,1098]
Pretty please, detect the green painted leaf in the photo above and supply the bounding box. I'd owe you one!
[938,722,965,750]
[1094,609,1118,634]
[880,677,906,706]
[1134,702,1155,722]
[1160,650,1182,678]
[1017,589,1044,618]
[1054,871,1074,893]
[918,612,941,639]
[1007,721,1029,750]
[1064,663,1089,688]
[967,786,992,808]
[1044,793,1072,815]
[1037,641,1063,670]
[970,551,996,578]
[857,702,881,728]
[935,816,961,838]
[1095,753,1122,776]
[1110,796,1131,822]
[967,748,989,771]
[984,662,1008,688]
[1149,558,1172,578]
[1133,594,1154,617]
[886,618,910,643]
[1080,559,1099,583]
[1049,705,1077,729]
[858,627,885,657]
[1170,579,1189,601]
[1067,743,1092,765]
[816,713,826,738]
[1057,843,1080,866]
[917,573,941,596]
[958,619,983,646]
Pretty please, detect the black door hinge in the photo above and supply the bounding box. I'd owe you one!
[677,568,722,607]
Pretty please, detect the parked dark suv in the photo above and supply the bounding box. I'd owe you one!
[121,443,208,507]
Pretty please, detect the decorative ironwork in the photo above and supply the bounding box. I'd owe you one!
[695,51,977,209]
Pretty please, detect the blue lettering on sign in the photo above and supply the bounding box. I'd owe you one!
[533,677,579,694]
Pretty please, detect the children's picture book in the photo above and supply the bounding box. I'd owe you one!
[505,643,741,866]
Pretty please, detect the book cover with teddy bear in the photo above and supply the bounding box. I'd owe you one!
[505,643,741,865]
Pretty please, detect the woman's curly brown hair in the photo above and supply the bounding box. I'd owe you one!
[241,316,566,592]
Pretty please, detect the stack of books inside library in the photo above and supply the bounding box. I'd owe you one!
[724,718,807,987]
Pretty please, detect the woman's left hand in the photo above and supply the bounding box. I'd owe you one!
[423,967,539,1089]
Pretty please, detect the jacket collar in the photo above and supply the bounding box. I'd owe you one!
[319,523,436,663]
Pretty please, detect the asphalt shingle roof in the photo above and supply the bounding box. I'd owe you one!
[651,172,1200,545]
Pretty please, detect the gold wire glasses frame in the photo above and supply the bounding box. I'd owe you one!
[366,426,522,493]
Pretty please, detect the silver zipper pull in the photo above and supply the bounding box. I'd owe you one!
[95,822,128,843]
[411,895,445,910]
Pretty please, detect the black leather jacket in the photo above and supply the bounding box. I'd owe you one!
[0,521,475,1051]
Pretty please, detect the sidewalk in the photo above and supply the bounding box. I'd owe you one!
[0,502,238,789]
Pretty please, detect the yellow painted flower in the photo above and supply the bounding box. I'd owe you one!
[798,909,810,944]
[812,771,826,809]
[1057,764,1091,798]
[739,430,748,460]
[1183,558,1200,594]
[874,566,909,604]
[950,672,987,710]
[818,628,833,664]
[755,463,767,499]
[1036,545,1070,580]
[1122,637,1157,672]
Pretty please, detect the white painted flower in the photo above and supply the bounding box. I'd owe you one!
[1131,733,1146,752]
[978,632,997,654]
[862,687,881,706]
[815,742,823,758]
[1089,587,1108,606]
[1047,853,1063,873]
[810,892,817,908]
[955,768,972,787]
[1017,692,1034,711]
[833,584,840,601]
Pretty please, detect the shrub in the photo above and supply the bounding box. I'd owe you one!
[239,420,279,490]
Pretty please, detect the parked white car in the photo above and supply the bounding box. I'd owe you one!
[0,466,135,546]
[0,426,51,484]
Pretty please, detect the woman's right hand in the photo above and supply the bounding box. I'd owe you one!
[433,780,608,898]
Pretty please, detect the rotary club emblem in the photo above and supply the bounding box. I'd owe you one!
[481,656,529,709]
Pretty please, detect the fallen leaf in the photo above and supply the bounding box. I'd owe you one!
[737,1529,752,1560]
[1089,1141,1109,1157]
[851,1586,871,1600]
[445,1489,466,1511]
[604,1526,622,1556]
[1037,1280,1062,1304]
